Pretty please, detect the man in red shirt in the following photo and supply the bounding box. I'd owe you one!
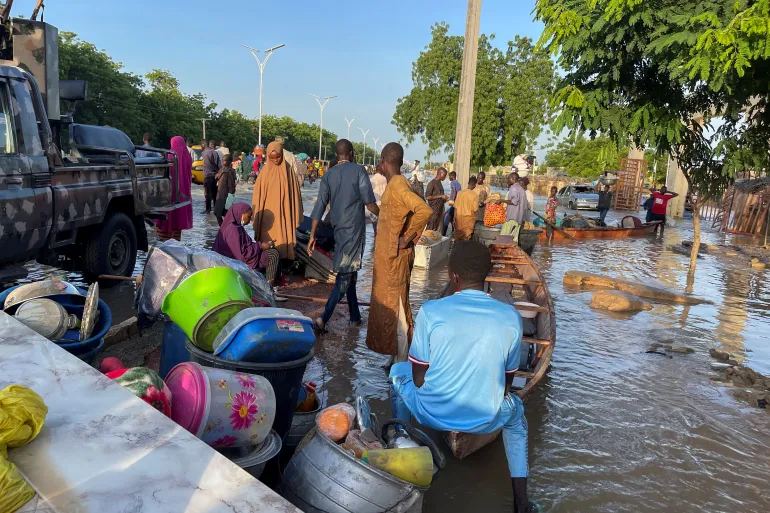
[649,186,679,235]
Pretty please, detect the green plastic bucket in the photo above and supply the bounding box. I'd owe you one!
[162,268,252,352]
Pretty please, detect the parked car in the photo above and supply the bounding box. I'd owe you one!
[557,185,600,210]
[191,145,204,184]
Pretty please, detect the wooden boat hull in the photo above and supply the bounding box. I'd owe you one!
[537,222,659,241]
[441,238,555,459]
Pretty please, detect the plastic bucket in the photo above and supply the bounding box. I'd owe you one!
[186,339,313,438]
[160,321,191,379]
[76,338,105,365]
[165,362,276,449]
[472,222,502,247]
[218,430,282,480]
[212,308,316,364]
[162,268,252,352]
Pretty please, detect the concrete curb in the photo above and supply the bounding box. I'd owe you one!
[104,316,139,349]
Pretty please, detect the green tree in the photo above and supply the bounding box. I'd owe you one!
[393,22,554,167]
[544,135,623,178]
[535,0,770,273]
[58,32,148,141]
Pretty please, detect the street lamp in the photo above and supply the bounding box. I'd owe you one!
[358,127,369,165]
[345,117,355,140]
[371,137,380,165]
[242,43,285,146]
[310,94,336,162]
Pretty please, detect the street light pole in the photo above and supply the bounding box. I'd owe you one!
[371,137,380,165]
[242,43,285,147]
[196,118,210,140]
[310,94,336,161]
[358,127,369,165]
[345,117,355,140]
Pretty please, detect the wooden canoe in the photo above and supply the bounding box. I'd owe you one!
[537,221,660,241]
[441,237,556,459]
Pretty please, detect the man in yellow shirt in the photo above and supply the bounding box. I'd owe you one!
[453,177,479,240]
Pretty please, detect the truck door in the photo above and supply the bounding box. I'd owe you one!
[0,77,50,263]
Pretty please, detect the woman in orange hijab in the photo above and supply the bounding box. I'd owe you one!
[251,141,303,260]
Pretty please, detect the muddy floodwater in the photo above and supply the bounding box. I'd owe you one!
[18,179,770,512]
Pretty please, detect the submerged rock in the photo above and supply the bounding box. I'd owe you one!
[590,290,653,312]
[563,271,708,304]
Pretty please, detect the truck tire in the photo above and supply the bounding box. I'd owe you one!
[83,212,138,284]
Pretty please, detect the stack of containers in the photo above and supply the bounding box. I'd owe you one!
[1,280,112,364]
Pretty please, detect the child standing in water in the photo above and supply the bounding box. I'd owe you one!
[545,186,559,240]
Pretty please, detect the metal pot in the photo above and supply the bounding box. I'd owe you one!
[15,299,79,340]
[282,428,425,513]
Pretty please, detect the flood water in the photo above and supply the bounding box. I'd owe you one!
[18,178,770,512]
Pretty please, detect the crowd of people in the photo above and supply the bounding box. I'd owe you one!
[142,132,538,511]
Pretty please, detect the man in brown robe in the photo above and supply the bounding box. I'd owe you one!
[251,141,303,260]
[424,167,448,232]
[366,143,432,363]
[453,176,479,240]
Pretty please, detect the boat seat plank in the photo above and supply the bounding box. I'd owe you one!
[486,275,542,286]
[523,337,550,346]
[514,371,535,379]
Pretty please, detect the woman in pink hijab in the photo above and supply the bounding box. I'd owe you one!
[155,136,193,241]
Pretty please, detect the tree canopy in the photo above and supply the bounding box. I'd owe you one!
[58,32,337,155]
[534,0,770,270]
[393,22,555,167]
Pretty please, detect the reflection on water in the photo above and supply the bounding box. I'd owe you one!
[19,183,770,512]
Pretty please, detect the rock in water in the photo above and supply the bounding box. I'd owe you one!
[563,271,708,304]
[590,290,653,312]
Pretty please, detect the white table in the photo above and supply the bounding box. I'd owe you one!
[0,312,299,513]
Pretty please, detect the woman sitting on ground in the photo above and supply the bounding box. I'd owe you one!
[213,202,281,289]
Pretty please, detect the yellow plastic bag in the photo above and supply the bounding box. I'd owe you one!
[0,385,47,457]
[0,457,34,513]
[0,385,47,513]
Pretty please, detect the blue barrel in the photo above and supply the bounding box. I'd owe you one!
[160,320,190,379]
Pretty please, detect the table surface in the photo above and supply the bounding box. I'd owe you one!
[0,311,299,513]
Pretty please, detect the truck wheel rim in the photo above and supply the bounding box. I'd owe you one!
[109,233,128,270]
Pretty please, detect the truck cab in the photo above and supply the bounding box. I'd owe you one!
[0,18,186,282]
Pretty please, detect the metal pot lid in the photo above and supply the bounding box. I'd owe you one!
[80,282,99,341]
[4,278,82,311]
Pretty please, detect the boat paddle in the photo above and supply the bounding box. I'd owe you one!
[532,211,575,240]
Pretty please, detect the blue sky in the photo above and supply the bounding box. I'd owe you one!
[43,0,543,161]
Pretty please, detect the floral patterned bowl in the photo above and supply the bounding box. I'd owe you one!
[166,362,276,448]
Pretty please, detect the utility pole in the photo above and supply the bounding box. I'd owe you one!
[345,117,355,140]
[242,43,285,146]
[453,0,483,187]
[358,127,369,165]
[372,136,380,165]
[310,94,336,162]
[197,118,211,140]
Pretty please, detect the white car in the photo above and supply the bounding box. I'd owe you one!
[557,185,600,210]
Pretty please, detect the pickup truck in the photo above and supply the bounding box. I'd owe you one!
[0,18,186,283]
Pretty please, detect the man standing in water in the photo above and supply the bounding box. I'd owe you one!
[308,139,379,331]
[597,184,613,225]
[425,167,449,232]
[389,241,536,513]
[367,143,432,364]
[201,140,221,214]
[453,176,479,240]
[443,171,462,236]
[501,172,528,225]
[650,185,678,236]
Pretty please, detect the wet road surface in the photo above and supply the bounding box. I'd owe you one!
[19,179,770,512]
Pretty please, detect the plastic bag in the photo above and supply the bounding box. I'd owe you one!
[316,403,356,442]
[342,429,383,459]
[484,203,507,227]
[135,240,274,325]
[666,216,677,228]
[0,458,34,513]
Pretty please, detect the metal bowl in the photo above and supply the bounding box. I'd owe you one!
[3,279,83,312]
[600,177,618,186]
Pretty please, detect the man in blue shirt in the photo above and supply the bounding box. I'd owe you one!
[308,139,379,331]
[443,171,462,236]
[389,240,535,512]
